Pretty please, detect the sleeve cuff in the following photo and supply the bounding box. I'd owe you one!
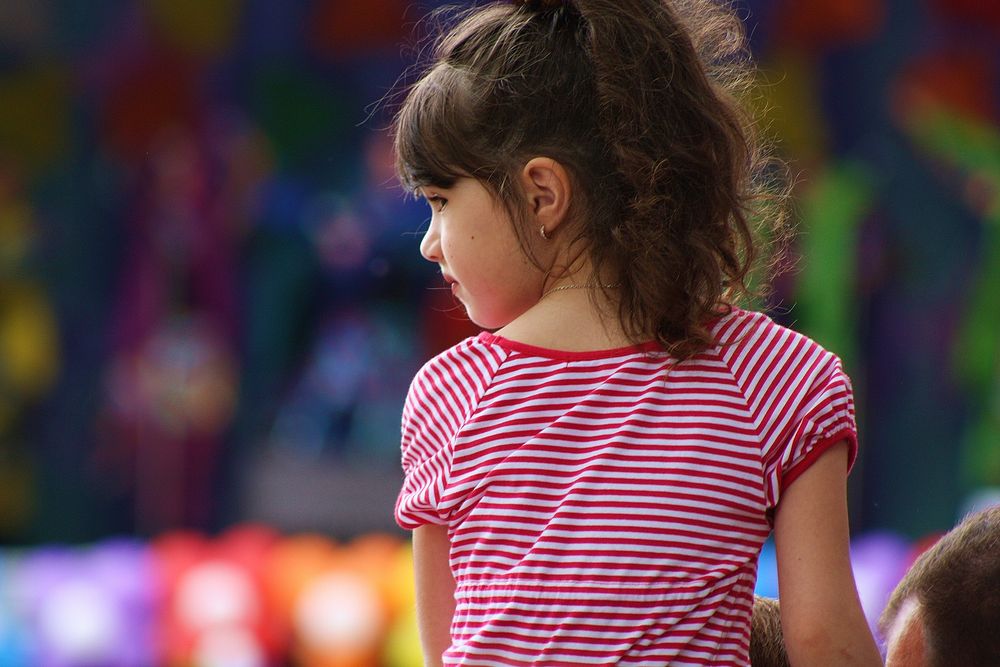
[778,427,858,496]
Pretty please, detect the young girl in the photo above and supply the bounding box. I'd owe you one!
[391,0,882,664]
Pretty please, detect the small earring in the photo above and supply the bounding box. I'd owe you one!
[539,225,550,240]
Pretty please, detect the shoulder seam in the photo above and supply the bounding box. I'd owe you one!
[434,338,510,510]
[458,337,511,421]
[708,312,769,453]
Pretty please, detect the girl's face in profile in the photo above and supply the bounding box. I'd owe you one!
[418,178,542,329]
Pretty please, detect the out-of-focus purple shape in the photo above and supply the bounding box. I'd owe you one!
[850,531,912,635]
[13,541,157,667]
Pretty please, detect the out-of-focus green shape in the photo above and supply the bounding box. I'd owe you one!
[251,68,351,172]
[964,378,1000,486]
[794,161,876,372]
[956,221,1000,394]
[906,107,1000,486]
[908,109,1000,393]
[907,109,1000,188]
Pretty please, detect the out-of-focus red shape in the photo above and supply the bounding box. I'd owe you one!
[903,531,946,572]
[774,0,884,51]
[152,526,284,666]
[100,50,199,162]
[308,0,409,59]
[930,0,1000,35]
[890,49,998,127]
[419,287,483,357]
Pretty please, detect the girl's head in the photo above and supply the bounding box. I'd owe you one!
[394,0,788,358]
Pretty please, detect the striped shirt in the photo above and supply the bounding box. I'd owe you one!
[396,309,858,666]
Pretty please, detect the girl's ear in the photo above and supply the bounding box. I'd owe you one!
[520,157,572,233]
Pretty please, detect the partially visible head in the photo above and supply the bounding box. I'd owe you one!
[393,0,787,356]
[879,505,1000,667]
[750,595,789,667]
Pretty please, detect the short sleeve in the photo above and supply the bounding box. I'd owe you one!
[761,352,858,511]
[394,369,455,529]
[394,338,505,530]
[716,311,861,513]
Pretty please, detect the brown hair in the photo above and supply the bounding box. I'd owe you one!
[879,505,1000,667]
[750,596,790,667]
[393,0,789,359]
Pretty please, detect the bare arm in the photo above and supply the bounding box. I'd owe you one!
[412,524,456,667]
[773,441,883,666]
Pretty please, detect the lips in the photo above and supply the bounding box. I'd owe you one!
[442,274,459,296]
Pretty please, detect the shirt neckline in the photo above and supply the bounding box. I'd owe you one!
[476,331,666,361]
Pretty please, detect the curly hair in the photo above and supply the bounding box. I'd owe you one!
[393,0,790,359]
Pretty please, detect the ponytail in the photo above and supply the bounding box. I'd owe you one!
[569,0,783,358]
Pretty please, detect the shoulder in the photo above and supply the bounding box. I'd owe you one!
[707,308,852,418]
[710,308,841,372]
[405,334,510,420]
[710,310,859,502]
[710,307,805,349]
[399,335,509,476]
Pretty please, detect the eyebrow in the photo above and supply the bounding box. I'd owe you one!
[417,184,449,197]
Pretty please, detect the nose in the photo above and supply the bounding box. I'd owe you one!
[419,217,441,263]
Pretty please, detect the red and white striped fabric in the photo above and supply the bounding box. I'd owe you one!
[396,309,857,666]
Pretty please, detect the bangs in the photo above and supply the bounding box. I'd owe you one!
[393,63,481,193]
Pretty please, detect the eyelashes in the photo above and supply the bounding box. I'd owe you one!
[426,195,448,212]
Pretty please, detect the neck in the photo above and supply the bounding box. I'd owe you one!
[540,281,621,299]
[496,281,631,352]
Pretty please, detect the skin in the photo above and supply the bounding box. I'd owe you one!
[883,598,926,667]
[773,441,884,666]
[418,158,629,349]
[418,175,544,330]
[412,525,455,667]
[413,157,881,666]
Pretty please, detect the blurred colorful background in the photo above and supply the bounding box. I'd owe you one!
[0,0,997,664]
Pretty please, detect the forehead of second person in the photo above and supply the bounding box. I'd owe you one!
[885,598,926,667]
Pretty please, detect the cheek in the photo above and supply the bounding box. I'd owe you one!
[438,230,462,260]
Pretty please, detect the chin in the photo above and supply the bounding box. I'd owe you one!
[464,296,536,331]
[466,309,514,331]
[468,316,505,331]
